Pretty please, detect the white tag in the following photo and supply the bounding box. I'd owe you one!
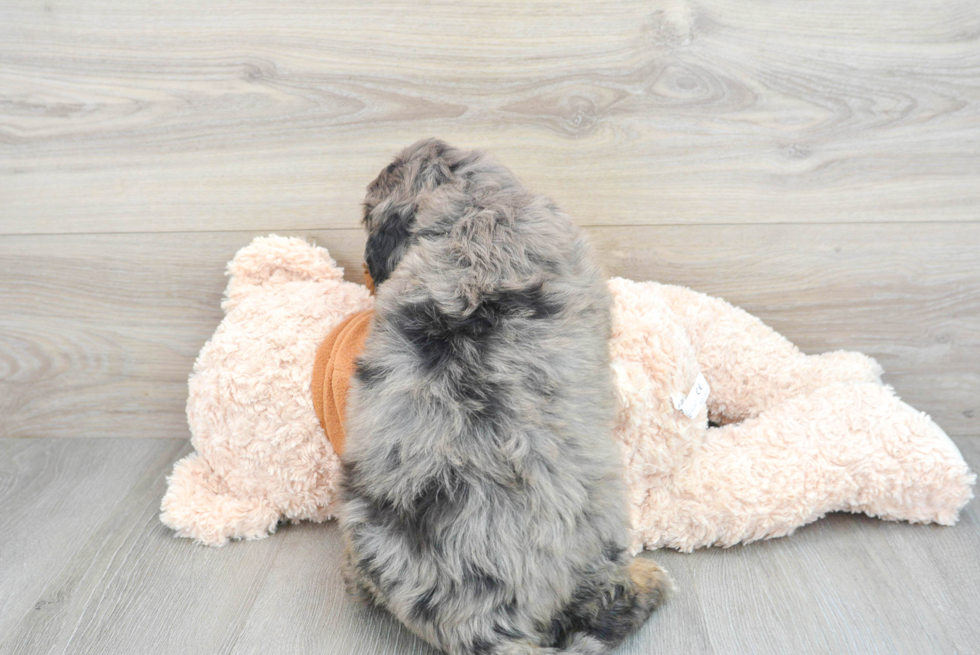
[673,372,710,419]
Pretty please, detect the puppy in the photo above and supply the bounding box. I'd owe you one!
[339,139,670,655]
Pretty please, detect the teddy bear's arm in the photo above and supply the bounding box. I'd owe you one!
[656,284,882,425]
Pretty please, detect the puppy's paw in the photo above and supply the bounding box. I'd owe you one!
[627,556,674,611]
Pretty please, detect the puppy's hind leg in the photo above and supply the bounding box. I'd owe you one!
[471,635,606,655]
[476,557,671,655]
[341,544,386,609]
[486,639,605,655]
[566,556,672,652]
[624,556,673,622]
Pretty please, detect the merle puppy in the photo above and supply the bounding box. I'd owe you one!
[339,139,670,655]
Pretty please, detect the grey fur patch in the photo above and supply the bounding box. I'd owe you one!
[341,139,669,654]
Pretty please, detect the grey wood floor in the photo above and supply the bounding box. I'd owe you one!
[2,0,979,653]
[0,437,977,655]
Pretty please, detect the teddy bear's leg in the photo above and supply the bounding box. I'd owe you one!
[159,452,281,546]
[655,283,882,424]
[632,381,975,552]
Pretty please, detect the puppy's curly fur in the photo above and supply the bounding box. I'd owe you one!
[339,139,670,655]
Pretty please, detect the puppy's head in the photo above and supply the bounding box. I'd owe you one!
[362,138,466,285]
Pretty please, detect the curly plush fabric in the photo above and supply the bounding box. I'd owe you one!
[160,236,372,545]
[159,235,975,548]
[609,278,975,553]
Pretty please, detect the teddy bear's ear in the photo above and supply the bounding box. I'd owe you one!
[222,235,344,313]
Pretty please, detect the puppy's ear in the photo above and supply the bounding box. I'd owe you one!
[364,203,416,286]
[362,139,465,286]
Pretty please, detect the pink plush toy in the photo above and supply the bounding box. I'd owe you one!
[160,235,975,551]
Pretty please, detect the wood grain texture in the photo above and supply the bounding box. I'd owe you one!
[2,0,979,233]
[1,224,976,439]
[1,437,977,655]
[1,1,977,652]
[227,521,444,655]
[0,438,186,644]
[1,438,283,655]
[0,230,366,440]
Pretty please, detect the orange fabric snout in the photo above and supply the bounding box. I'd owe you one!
[311,310,373,456]
[312,265,378,455]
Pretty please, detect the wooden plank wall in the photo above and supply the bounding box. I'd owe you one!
[2,0,978,438]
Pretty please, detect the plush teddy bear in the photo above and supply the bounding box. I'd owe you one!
[160,235,975,551]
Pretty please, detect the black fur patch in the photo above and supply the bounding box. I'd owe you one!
[541,615,577,650]
[393,301,514,424]
[536,568,650,649]
[455,377,508,425]
[352,469,469,558]
[463,567,503,596]
[364,205,417,285]
[522,362,556,399]
[415,224,452,241]
[411,471,466,522]
[355,552,388,592]
[570,575,642,646]
[493,624,523,639]
[584,605,634,644]
[410,586,439,623]
[353,359,388,388]
[469,623,525,654]
[485,283,563,321]
[448,151,479,174]
[393,284,561,373]
[603,543,627,563]
[339,459,362,501]
[393,298,485,372]
[384,443,401,471]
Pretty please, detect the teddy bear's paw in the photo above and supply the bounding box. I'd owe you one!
[223,235,345,312]
[159,452,282,546]
[844,384,975,525]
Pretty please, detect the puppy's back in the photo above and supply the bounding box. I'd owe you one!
[340,140,668,655]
